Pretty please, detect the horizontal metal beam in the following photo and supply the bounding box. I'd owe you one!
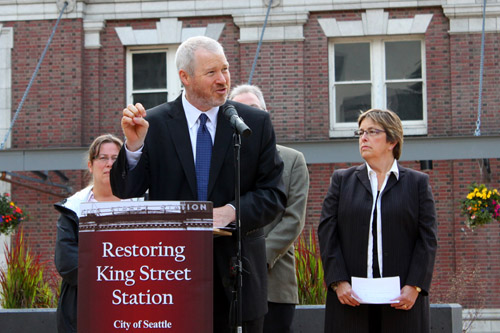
[0,147,88,171]
[282,135,500,164]
[0,136,498,171]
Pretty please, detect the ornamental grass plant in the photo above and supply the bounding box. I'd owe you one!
[0,228,59,308]
[295,228,326,305]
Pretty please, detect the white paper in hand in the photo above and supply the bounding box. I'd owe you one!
[351,276,401,304]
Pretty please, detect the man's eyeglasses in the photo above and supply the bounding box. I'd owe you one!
[354,129,385,137]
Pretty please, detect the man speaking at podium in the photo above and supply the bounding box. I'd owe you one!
[110,36,286,332]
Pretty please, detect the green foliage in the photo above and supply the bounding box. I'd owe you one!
[0,193,28,235]
[295,228,326,305]
[0,228,59,308]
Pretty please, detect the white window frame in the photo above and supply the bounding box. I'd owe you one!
[329,35,427,138]
[126,45,181,106]
[0,26,13,149]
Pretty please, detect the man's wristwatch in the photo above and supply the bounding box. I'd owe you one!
[331,282,339,291]
[414,286,422,293]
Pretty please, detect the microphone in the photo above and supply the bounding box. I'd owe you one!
[222,104,252,137]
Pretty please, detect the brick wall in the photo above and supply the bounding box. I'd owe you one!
[6,18,86,276]
[10,170,85,276]
[450,33,500,135]
[307,159,500,308]
[4,7,500,309]
[239,41,307,141]
[8,19,84,148]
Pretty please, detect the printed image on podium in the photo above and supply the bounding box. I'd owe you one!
[78,201,213,332]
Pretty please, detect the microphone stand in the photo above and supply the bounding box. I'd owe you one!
[229,131,243,333]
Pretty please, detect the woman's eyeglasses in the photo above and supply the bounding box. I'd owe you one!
[354,129,385,137]
[94,155,118,163]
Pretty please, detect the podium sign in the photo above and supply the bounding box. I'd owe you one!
[78,201,213,332]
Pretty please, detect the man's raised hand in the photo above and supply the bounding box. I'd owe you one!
[121,103,149,151]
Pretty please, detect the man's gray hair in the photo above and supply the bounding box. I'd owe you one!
[229,84,267,110]
[175,36,225,76]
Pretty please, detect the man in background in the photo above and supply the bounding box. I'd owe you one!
[230,84,310,332]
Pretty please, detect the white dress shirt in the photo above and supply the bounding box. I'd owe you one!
[125,91,219,168]
[366,159,399,278]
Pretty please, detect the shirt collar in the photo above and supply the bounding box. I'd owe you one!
[182,91,219,130]
[366,159,399,180]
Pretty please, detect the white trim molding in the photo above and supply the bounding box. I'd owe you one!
[83,20,105,49]
[318,9,433,38]
[0,26,14,149]
[320,11,432,138]
[115,18,225,46]
[233,12,309,42]
[56,0,76,14]
[125,46,181,104]
[443,1,500,34]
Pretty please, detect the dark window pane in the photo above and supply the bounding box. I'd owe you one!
[385,41,421,80]
[133,92,168,110]
[336,84,371,122]
[132,53,167,90]
[335,43,370,81]
[386,82,422,120]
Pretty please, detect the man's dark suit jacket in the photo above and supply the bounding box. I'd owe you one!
[318,163,437,332]
[110,95,286,322]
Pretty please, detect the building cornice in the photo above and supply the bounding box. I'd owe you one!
[233,12,309,42]
[318,9,433,38]
[0,0,457,23]
[1,1,499,36]
[83,19,105,48]
[443,3,500,34]
[114,18,225,46]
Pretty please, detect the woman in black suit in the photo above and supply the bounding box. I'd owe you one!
[318,109,437,333]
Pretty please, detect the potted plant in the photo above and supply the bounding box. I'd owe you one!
[460,183,500,229]
[0,228,59,308]
[293,228,326,331]
[0,193,28,236]
[0,194,58,332]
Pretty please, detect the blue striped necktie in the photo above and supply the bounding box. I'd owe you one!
[195,113,212,201]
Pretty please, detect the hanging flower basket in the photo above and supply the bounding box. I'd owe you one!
[0,193,28,235]
[460,183,500,229]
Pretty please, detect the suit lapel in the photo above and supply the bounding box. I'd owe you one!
[167,98,197,198]
[382,162,404,196]
[356,162,404,197]
[355,164,372,194]
[207,104,233,199]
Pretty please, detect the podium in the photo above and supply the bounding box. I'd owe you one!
[78,201,213,332]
